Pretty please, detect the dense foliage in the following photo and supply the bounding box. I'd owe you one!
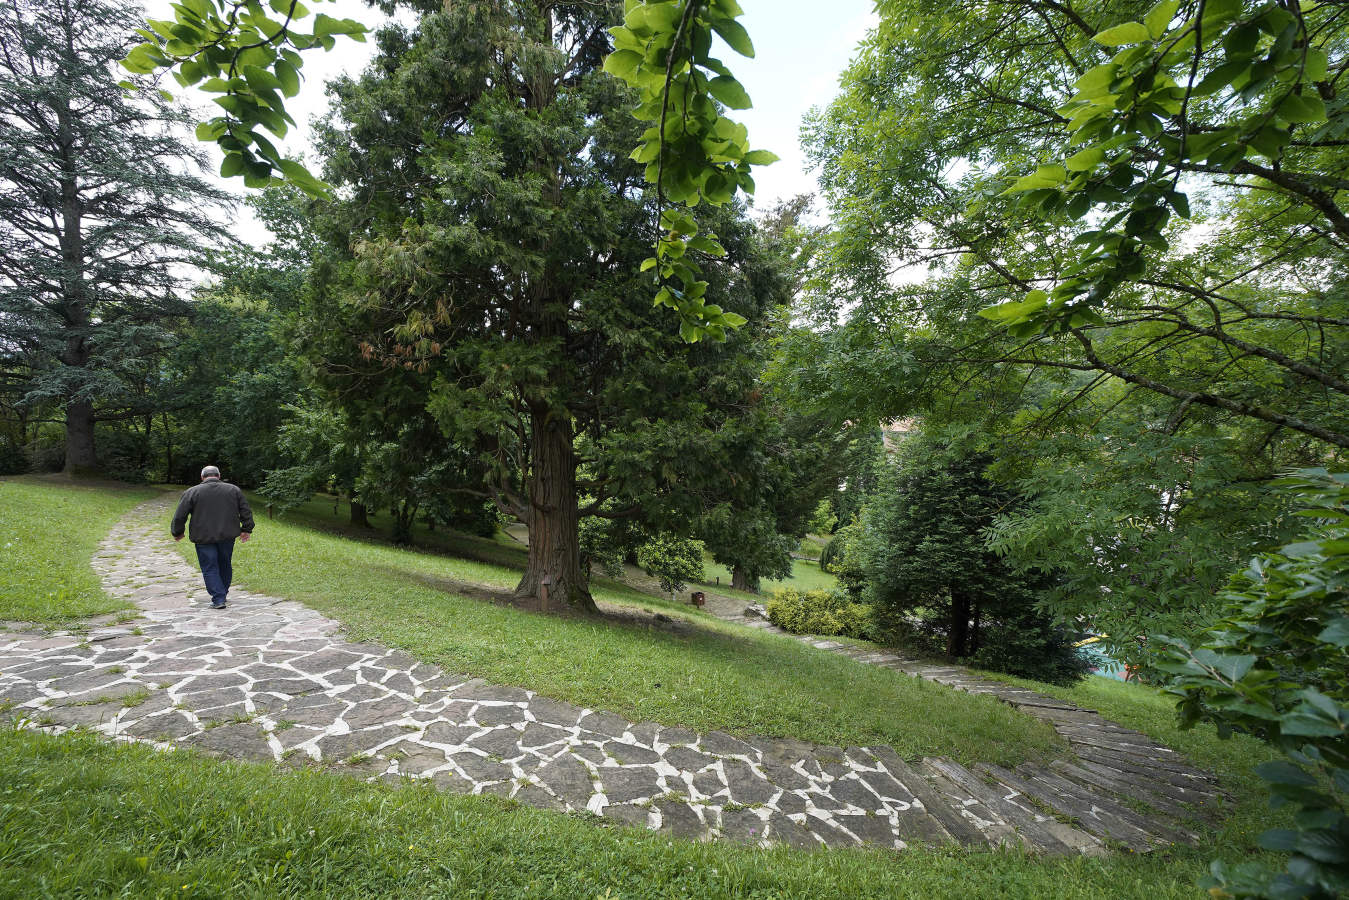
[844,438,1089,684]
[778,0,1349,661]
[1155,470,1348,899]
[637,533,705,599]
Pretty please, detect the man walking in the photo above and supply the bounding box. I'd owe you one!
[171,465,254,609]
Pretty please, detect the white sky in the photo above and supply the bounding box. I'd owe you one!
[144,0,878,244]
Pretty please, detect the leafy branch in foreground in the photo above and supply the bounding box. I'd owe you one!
[1154,469,1349,899]
[985,0,1347,337]
[604,0,778,341]
[120,0,366,195]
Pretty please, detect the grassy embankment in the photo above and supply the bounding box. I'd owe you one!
[0,476,155,625]
[214,491,1055,764]
[0,479,1288,898]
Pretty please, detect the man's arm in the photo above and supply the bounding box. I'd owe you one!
[237,488,255,541]
[170,490,193,540]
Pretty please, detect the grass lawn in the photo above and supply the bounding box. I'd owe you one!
[0,725,1281,899]
[0,476,155,625]
[700,556,839,595]
[209,507,1059,766]
[0,480,1291,896]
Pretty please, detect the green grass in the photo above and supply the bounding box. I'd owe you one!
[272,492,531,570]
[0,725,1283,899]
[0,476,155,625]
[701,556,839,595]
[208,510,1059,766]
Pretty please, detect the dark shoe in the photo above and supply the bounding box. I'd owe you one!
[211,600,227,609]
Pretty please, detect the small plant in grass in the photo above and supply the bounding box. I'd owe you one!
[107,666,125,675]
[1154,470,1348,900]
[272,719,297,732]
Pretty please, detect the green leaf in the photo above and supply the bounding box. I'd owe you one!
[603,49,642,82]
[710,17,754,58]
[1003,164,1067,194]
[1305,48,1329,83]
[1192,649,1256,682]
[707,75,752,109]
[274,59,301,97]
[719,311,747,327]
[1256,760,1318,787]
[1064,146,1105,171]
[1257,828,1300,852]
[1094,22,1151,46]
[1317,617,1349,647]
[220,153,246,178]
[1144,0,1179,38]
[742,149,779,165]
[1279,92,1326,124]
[1073,64,1119,98]
[242,64,282,93]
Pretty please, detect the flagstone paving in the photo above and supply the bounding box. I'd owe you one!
[0,499,1230,854]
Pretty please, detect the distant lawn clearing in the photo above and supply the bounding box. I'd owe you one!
[204,500,1061,766]
[0,726,1276,899]
[0,476,155,625]
[702,555,840,595]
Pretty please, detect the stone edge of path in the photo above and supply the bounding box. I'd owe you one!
[716,608,1236,851]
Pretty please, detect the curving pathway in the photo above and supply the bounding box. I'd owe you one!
[0,499,1227,854]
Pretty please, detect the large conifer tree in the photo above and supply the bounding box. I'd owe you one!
[303,0,784,613]
[0,0,228,471]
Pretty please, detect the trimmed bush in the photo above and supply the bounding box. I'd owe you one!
[766,587,875,640]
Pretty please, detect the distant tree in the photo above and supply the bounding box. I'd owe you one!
[862,438,1088,684]
[0,0,228,472]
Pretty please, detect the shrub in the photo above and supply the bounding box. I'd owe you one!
[0,437,28,476]
[1154,470,1348,899]
[766,588,875,640]
[637,534,704,598]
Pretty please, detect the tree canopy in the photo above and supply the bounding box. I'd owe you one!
[0,0,229,472]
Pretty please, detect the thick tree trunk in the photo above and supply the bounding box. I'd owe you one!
[63,399,96,472]
[57,95,93,475]
[162,412,173,481]
[391,503,416,545]
[515,408,596,614]
[731,565,759,593]
[947,592,972,658]
[349,500,371,528]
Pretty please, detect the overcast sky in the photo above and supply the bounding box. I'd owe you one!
[144,0,878,244]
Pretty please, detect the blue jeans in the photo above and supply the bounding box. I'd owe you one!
[194,539,235,605]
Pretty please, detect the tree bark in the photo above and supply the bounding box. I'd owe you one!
[947,591,972,658]
[349,500,371,528]
[731,565,759,593]
[63,399,96,472]
[57,89,94,475]
[391,502,416,545]
[515,407,597,614]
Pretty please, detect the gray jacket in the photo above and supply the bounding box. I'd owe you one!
[171,479,255,544]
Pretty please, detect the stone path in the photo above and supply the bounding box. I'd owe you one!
[0,499,1227,854]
